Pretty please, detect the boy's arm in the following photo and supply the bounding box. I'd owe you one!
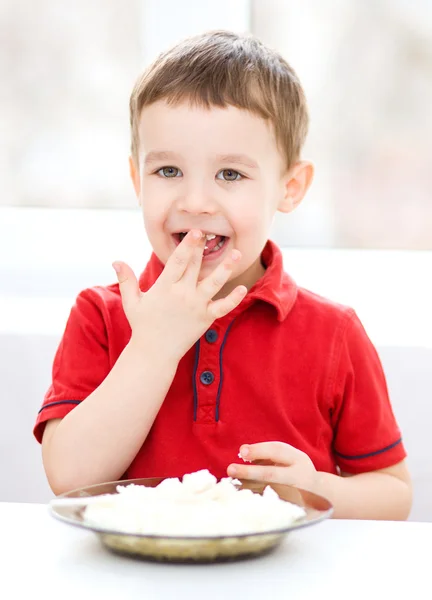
[42,230,246,495]
[322,461,412,520]
[42,339,178,495]
[227,443,412,520]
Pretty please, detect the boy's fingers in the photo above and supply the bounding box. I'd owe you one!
[162,230,204,284]
[238,441,301,466]
[181,243,205,285]
[227,462,294,485]
[112,261,141,309]
[198,249,242,300]
[207,285,247,320]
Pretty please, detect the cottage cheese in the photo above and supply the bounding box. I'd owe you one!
[82,469,306,537]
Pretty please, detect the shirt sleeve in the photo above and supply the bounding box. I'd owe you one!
[331,310,406,474]
[33,289,111,443]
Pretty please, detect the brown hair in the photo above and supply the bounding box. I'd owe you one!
[129,30,309,168]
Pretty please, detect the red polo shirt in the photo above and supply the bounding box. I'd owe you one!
[34,241,406,479]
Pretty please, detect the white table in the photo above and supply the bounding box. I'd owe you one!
[1,503,430,600]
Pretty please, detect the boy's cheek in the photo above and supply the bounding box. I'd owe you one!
[235,205,273,234]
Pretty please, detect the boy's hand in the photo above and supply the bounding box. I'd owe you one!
[227,442,318,493]
[113,230,247,361]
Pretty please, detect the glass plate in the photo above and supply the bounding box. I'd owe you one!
[50,477,333,563]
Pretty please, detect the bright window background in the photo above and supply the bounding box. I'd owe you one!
[1,0,431,249]
[1,1,432,517]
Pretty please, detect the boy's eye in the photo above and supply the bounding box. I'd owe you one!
[216,169,242,182]
[157,166,182,178]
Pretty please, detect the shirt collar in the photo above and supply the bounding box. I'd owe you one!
[139,240,297,322]
[246,240,297,321]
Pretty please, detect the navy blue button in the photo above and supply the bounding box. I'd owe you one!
[205,329,218,343]
[200,371,215,385]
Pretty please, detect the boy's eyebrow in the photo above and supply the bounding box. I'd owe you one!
[144,151,259,169]
[217,154,259,169]
[144,151,181,165]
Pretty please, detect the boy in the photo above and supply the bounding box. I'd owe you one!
[34,31,412,519]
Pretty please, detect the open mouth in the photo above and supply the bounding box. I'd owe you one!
[173,232,229,257]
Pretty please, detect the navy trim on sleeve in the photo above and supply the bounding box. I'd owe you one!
[335,438,402,460]
[38,399,82,414]
[215,319,235,422]
[192,340,201,421]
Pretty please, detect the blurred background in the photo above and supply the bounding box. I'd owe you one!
[1,0,431,248]
[0,1,431,520]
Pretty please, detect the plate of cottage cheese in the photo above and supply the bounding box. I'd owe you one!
[50,469,333,562]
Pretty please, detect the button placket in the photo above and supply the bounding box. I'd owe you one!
[194,314,241,424]
[194,327,221,423]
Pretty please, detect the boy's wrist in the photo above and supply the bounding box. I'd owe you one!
[127,333,183,367]
[313,470,340,500]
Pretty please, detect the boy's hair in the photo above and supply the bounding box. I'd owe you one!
[129,30,309,169]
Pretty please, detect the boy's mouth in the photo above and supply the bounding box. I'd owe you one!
[173,232,229,257]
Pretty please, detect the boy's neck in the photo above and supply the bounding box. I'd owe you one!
[213,256,266,301]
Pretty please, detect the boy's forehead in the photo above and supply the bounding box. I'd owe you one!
[138,101,280,161]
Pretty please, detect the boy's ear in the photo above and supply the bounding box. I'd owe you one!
[129,156,141,202]
[278,160,314,214]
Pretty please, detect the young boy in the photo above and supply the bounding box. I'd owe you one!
[34,31,412,519]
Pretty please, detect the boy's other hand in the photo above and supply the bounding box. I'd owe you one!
[113,230,247,361]
[227,442,318,493]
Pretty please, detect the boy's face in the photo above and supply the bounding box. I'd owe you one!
[131,101,311,294]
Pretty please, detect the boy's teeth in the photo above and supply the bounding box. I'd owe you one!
[178,232,218,240]
[205,238,225,254]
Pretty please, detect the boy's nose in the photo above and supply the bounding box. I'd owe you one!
[176,186,218,215]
